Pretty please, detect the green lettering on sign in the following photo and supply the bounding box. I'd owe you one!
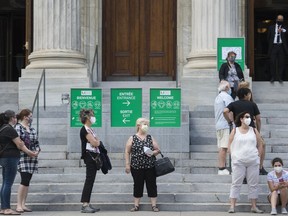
[70,89,102,127]
[150,88,181,127]
[111,88,142,127]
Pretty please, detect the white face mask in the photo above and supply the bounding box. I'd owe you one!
[274,166,283,173]
[90,117,96,124]
[141,124,149,133]
[243,118,251,126]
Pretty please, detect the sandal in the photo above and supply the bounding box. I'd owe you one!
[152,206,159,212]
[130,206,139,212]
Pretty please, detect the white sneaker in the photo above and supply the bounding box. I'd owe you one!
[282,207,287,214]
[218,169,230,175]
[270,208,277,215]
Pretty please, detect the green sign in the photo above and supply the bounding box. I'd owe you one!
[217,37,245,71]
[70,89,102,127]
[150,88,181,127]
[111,88,142,127]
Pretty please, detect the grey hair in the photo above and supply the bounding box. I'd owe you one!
[218,80,229,92]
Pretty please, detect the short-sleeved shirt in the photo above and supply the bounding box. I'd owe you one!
[267,170,288,194]
[226,100,260,128]
[130,134,156,169]
[214,91,234,130]
[80,126,99,159]
[15,123,39,173]
[0,124,20,158]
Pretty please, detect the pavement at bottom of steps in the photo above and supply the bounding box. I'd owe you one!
[14,211,262,216]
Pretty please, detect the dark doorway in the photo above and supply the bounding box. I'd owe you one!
[0,1,26,81]
[253,0,288,81]
[103,0,177,81]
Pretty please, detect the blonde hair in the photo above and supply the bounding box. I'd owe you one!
[238,81,250,89]
[136,117,149,132]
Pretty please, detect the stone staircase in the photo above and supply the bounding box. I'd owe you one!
[0,81,287,212]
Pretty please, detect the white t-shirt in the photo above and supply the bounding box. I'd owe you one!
[214,91,234,131]
[267,170,288,194]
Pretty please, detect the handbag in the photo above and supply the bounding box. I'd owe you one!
[154,152,175,177]
[87,151,103,170]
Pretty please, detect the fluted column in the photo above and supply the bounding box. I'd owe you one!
[27,0,86,68]
[185,0,242,69]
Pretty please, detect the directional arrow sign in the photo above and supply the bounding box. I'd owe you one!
[111,88,142,127]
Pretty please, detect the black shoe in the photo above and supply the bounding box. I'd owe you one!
[243,177,247,184]
[260,167,268,175]
[270,78,274,83]
[279,79,283,83]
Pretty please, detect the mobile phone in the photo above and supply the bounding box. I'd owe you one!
[279,178,284,182]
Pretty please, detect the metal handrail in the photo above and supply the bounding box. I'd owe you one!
[31,69,46,136]
[91,45,98,85]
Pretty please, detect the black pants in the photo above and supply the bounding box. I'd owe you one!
[270,44,285,80]
[81,153,97,203]
[131,167,157,198]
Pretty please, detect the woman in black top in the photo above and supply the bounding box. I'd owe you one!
[0,110,37,215]
[79,109,101,213]
[125,118,161,212]
[219,51,245,99]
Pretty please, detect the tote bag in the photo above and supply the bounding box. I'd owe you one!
[154,152,175,177]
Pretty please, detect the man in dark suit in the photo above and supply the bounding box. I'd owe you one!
[267,15,288,83]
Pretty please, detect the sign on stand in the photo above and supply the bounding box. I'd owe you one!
[111,88,142,127]
[70,89,102,127]
[150,88,181,127]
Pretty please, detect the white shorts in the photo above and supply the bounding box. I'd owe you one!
[216,128,230,149]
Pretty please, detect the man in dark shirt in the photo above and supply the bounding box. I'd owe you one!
[223,88,267,175]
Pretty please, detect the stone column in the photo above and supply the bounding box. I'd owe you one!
[185,0,242,70]
[27,0,86,68]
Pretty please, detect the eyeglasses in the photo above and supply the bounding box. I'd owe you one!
[244,115,250,118]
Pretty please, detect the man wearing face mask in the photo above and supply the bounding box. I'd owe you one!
[214,81,234,175]
[268,14,288,83]
[219,51,245,99]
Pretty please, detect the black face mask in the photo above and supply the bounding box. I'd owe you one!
[277,20,283,26]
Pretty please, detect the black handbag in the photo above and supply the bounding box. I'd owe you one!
[154,152,175,177]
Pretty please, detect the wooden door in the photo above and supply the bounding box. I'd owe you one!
[103,0,176,81]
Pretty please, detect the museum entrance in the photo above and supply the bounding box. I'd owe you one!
[0,1,29,81]
[248,0,288,81]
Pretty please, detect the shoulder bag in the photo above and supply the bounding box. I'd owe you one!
[154,152,175,177]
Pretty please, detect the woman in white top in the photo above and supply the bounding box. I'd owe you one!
[267,157,288,215]
[227,111,264,213]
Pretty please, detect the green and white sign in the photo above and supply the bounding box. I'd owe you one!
[111,88,142,127]
[150,88,181,127]
[217,37,245,71]
[70,89,102,127]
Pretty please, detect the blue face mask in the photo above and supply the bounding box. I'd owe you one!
[227,88,232,95]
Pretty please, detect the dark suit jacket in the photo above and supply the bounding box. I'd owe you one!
[267,24,288,56]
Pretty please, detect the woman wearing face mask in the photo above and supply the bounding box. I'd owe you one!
[79,109,101,213]
[267,157,288,215]
[0,110,37,215]
[15,109,41,213]
[125,117,160,212]
[219,51,245,99]
[227,112,264,213]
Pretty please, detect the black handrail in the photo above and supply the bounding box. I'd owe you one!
[31,69,46,136]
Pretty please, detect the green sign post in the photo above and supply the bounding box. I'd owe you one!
[217,37,245,71]
[150,88,181,127]
[111,88,142,127]
[70,89,102,127]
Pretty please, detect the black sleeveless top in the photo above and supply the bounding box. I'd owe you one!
[130,134,155,169]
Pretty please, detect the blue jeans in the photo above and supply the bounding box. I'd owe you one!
[0,157,20,209]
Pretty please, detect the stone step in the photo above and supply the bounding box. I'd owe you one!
[252,82,288,103]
